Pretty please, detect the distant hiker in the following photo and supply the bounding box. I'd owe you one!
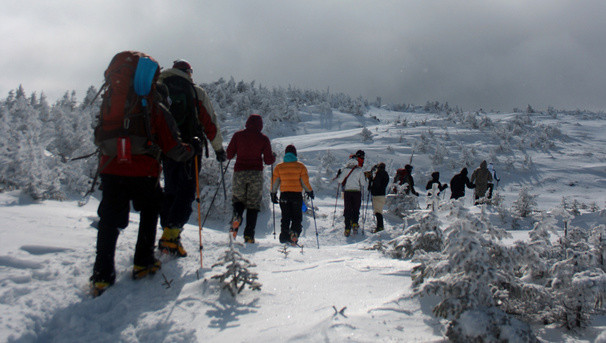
[367,162,389,233]
[336,150,366,237]
[90,52,194,297]
[449,167,475,200]
[470,160,493,204]
[425,171,448,196]
[487,162,500,199]
[393,164,419,196]
[158,59,226,257]
[270,145,314,244]
[226,114,276,243]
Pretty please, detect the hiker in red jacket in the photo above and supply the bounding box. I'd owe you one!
[226,114,275,243]
[90,53,194,297]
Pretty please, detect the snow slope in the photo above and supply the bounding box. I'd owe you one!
[1,107,605,342]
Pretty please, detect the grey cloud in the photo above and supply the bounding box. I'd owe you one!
[2,0,606,112]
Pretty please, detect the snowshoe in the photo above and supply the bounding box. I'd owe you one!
[344,228,351,237]
[132,259,162,280]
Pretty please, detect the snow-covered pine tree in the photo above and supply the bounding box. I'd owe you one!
[513,187,538,218]
[389,211,442,259]
[211,238,262,297]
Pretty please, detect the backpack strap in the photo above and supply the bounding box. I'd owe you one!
[341,166,357,187]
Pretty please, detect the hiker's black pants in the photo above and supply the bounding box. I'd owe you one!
[160,157,198,229]
[343,190,362,229]
[93,174,162,282]
[279,192,303,239]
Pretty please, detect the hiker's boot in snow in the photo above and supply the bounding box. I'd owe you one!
[290,232,299,244]
[373,213,384,233]
[279,232,290,244]
[344,228,351,237]
[132,259,162,280]
[159,227,187,257]
[89,271,115,298]
[244,236,255,244]
[351,223,359,235]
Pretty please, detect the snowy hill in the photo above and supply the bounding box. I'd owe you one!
[1,101,606,342]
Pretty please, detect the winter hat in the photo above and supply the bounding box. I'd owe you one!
[285,144,297,156]
[432,171,440,180]
[405,164,413,171]
[355,150,365,159]
[173,59,192,72]
[377,162,385,170]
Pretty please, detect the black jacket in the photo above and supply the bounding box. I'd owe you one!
[426,172,448,194]
[369,167,390,196]
[450,168,475,199]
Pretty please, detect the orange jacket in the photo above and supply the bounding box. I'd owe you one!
[271,161,313,193]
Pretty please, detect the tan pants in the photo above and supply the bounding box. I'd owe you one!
[372,195,386,214]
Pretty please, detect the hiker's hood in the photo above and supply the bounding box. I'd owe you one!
[245,114,263,132]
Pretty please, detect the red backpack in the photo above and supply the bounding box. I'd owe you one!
[94,51,161,163]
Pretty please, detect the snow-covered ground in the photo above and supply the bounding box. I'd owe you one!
[1,107,605,342]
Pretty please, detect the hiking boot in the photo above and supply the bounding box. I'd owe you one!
[351,223,359,235]
[290,232,299,244]
[244,236,255,244]
[89,273,115,298]
[90,281,111,297]
[279,233,290,244]
[159,227,187,257]
[132,259,162,280]
[344,228,351,237]
[230,214,242,238]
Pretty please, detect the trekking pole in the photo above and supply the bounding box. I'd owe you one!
[362,190,370,236]
[201,159,232,229]
[332,184,340,228]
[271,162,276,239]
[310,197,320,249]
[194,155,204,268]
[220,161,227,210]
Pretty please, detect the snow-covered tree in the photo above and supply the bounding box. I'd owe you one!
[211,238,262,297]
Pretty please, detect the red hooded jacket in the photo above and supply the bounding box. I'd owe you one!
[226,114,275,171]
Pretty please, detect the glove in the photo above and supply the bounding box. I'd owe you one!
[271,193,279,204]
[215,148,227,162]
[306,191,314,200]
[191,137,203,156]
[336,169,342,178]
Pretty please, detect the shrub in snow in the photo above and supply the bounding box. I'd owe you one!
[360,127,373,142]
[389,212,442,259]
[411,207,513,320]
[512,187,538,218]
[211,239,262,297]
[385,188,419,218]
[446,307,538,343]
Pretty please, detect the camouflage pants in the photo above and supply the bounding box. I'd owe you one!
[232,170,263,210]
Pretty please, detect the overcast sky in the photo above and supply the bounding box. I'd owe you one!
[2,0,606,112]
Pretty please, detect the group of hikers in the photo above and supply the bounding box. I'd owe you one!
[333,152,500,238]
[89,51,500,297]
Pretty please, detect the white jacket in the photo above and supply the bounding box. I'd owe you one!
[338,158,366,191]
